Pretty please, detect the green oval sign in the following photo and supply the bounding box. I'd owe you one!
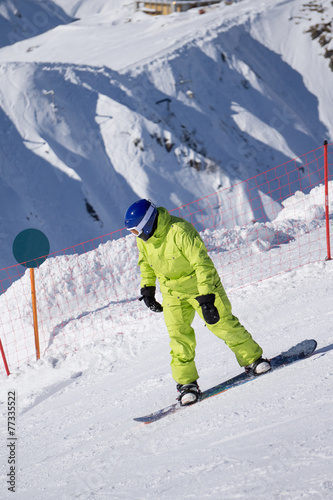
[13,229,50,268]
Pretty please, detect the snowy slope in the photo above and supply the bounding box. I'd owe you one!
[1,0,333,271]
[0,0,73,48]
[0,174,333,497]
[0,205,332,498]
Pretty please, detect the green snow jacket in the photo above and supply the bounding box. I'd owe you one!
[137,207,221,299]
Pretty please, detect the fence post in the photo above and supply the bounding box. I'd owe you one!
[0,339,10,376]
[30,268,41,360]
[324,140,331,261]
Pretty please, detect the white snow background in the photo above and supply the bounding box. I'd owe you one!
[0,0,333,270]
[0,0,333,499]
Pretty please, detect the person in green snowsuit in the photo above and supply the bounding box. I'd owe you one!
[125,199,271,406]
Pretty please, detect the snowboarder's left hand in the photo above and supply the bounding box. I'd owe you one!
[195,294,220,324]
[139,286,163,313]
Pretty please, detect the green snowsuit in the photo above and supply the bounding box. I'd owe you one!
[137,207,262,384]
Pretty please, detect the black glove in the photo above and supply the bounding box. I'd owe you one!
[139,286,163,313]
[195,294,220,325]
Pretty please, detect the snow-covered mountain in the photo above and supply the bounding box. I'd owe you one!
[1,3,333,498]
[0,0,333,271]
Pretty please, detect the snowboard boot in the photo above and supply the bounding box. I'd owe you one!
[177,381,201,406]
[245,356,271,376]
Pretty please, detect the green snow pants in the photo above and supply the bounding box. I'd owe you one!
[162,284,263,385]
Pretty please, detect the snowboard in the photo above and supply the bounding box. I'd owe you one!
[134,339,317,424]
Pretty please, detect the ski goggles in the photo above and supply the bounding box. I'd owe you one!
[127,203,156,236]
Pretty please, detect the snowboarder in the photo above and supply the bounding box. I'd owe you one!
[125,199,271,406]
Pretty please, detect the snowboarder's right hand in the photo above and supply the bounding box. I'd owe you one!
[139,286,163,313]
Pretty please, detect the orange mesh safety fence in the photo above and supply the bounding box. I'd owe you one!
[0,144,332,372]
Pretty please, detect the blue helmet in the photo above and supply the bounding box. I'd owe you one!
[124,199,158,241]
